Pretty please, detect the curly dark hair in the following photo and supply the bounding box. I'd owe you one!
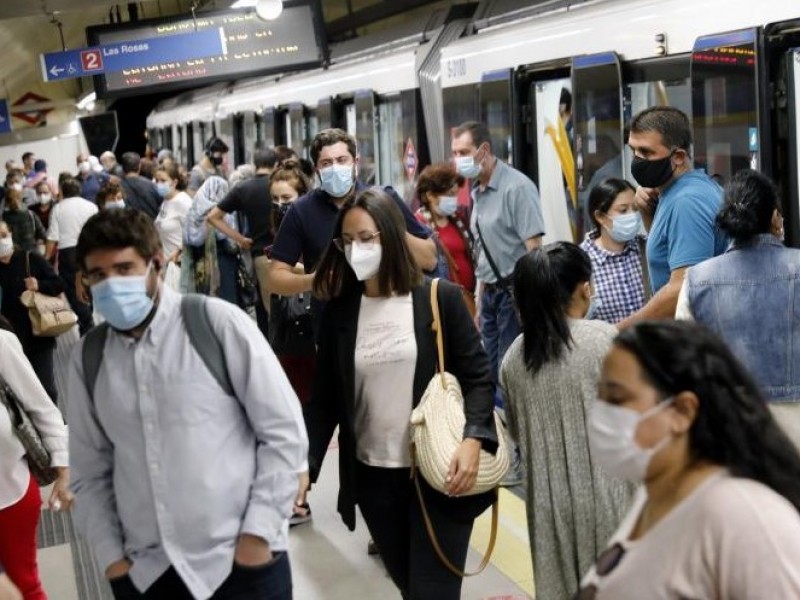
[615,320,800,512]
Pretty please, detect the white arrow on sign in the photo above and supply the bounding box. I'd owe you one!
[49,65,64,78]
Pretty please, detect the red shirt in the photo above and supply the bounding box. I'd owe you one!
[416,209,476,292]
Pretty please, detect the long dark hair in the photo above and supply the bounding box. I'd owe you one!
[313,187,423,300]
[587,178,636,231]
[512,242,592,374]
[716,169,781,243]
[616,320,800,512]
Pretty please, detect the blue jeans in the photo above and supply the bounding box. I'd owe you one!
[109,553,292,600]
[480,285,521,408]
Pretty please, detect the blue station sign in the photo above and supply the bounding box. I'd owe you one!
[40,28,226,82]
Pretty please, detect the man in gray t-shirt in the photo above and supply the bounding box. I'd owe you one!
[452,121,545,392]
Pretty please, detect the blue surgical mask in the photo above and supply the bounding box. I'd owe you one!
[156,182,171,198]
[319,164,354,198]
[454,156,480,179]
[91,264,155,331]
[586,294,602,320]
[437,195,458,217]
[106,199,125,210]
[607,211,642,243]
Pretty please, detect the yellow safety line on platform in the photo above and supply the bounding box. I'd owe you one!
[470,489,535,598]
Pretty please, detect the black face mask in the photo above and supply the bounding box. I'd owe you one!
[630,153,674,188]
[210,155,223,167]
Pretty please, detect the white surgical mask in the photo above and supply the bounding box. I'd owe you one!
[106,199,125,210]
[38,193,52,205]
[437,195,458,217]
[454,156,480,179]
[79,161,91,174]
[606,211,643,243]
[0,236,13,257]
[587,398,674,482]
[319,164,354,198]
[345,241,382,281]
[10,183,22,192]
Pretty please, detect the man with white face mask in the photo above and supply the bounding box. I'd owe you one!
[268,128,437,335]
[67,208,307,600]
[451,121,545,403]
[75,152,109,203]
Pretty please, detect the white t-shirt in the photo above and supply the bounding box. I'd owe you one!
[46,195,98,249]
[354,293,417,468]
[580,470,800,599]
[154,191,192,257]
[0,331,68,508]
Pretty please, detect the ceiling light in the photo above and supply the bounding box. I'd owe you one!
[255,0,283,20]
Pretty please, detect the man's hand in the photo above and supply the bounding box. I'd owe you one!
[234,534,273,567]
[635,186,659,230]
[105,559,132,581]
[23,277,38,292]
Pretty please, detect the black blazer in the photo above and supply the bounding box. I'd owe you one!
[307,277,498,531]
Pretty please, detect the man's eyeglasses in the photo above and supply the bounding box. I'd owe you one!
[573,543,626,600]
[332,231,380,253]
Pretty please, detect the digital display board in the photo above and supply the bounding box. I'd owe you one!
[87,1,327,99]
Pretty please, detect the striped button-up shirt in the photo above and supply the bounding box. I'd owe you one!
[67,286,308,599]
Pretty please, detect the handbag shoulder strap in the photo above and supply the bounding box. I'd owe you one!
[430,279,446,384]
[474,220,506,284]
[636,236,652,301]
[25,251,30,278]
[412,471,500,577]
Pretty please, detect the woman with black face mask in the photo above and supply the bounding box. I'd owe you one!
[187,137,229,196]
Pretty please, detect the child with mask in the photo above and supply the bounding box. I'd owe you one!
[579,178,647,324]
[500,242,634,600]
[578,321,800,599]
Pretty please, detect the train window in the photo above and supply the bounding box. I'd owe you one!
[307,109,319,158]
[318,98,333,131]
[255,113,265,149]
[289,104,307,158]
[377,95,411,199]
[240,112,256,161]
[573,52,625,239]
[442,84,478,155]
[218,118,235,167]
[345,103,357,138]
[355,92,377,185]
[691,29,760,182]
[480,71,513,164]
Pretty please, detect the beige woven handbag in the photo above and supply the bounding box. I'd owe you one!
[19,253,78,337]
[410,278,510,496]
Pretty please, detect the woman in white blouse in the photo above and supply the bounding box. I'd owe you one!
[153,163,192,262]
[577,321,800,599]
[0,318,71,599]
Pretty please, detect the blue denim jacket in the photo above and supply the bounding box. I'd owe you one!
[687,234,800,403]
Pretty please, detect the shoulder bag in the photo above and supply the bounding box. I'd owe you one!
[409,278,509,576]
[269,292,315,356]
[0,373,58,485]
[19,252,78,337]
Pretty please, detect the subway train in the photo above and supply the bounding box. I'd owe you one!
[146,0,800,244]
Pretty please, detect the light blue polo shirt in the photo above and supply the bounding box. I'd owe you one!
[470,160,545,283]
[646,169,727,293]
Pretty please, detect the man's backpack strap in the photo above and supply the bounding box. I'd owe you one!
[82,323,110,404]
[181,294,234,397]
[80,295,234,402]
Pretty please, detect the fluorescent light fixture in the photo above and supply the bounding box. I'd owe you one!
[76,91,96,111]
[256,0,283,20]
[231,0,258,7]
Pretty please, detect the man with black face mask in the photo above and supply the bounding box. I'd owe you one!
[188,137,229,197]
[617,107,727,329]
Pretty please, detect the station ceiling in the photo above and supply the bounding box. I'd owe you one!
[0,0,450,129]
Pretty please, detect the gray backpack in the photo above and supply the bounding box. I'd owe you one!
[81,294,233,400]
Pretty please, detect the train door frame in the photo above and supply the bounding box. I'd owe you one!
[354,90,379,186]
[765,18,800,247]
[287,103,309,158]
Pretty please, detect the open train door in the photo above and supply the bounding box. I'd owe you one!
[572,52,625,241]
[763,19,800,247]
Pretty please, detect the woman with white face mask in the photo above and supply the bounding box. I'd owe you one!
[500,242,634,600]
[414,163,476,316]
[579,178,647,324]
[301,188,499,599]
[577,321,800,599]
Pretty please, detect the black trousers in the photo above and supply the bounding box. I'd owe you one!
[109,553,292,600]
[58,247,93,335]
[355,462,474,600]
[25,345,57,403]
